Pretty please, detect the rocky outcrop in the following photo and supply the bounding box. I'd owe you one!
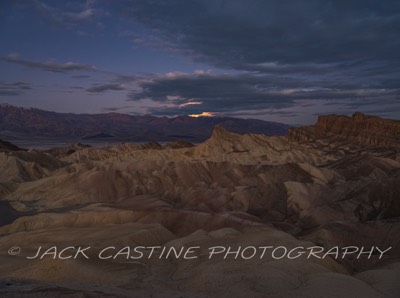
[44,143,91,158]
[0,150,66,183]
[289,112,400,148]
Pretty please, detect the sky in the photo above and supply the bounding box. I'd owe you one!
[0,0,399,124]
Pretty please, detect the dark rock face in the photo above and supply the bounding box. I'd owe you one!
[0,139,22,151]
[289,112,400,148]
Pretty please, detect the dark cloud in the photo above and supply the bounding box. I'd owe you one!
[114,0,400,119]
[129,73,297,111]
[2,54,96,73]
[0,81,32,96]
[128,72,400,116]
[71,75,91,79]
[10,81,32,90]
[119,0,400,67]
[86,83,124,93]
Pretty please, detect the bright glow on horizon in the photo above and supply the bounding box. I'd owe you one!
[189,112,216,118]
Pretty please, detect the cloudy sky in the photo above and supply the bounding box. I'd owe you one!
[1,0,399,124]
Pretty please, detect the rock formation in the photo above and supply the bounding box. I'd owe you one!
[289,112,400,148]
[0,112,399,297]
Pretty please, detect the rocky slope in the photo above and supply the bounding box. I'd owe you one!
[0,113,399,297]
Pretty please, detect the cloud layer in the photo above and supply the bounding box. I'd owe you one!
[3,54,95,73]
[87,83,124,93]
[1,0,399,122]
[116,0,400,119]
[0,81,32,96]
[128,71,400,117]
[120,0,400,68]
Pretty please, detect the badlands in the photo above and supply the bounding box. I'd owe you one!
[0,112,399,297]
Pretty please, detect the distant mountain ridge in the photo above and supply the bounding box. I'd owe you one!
[0,104,289,142]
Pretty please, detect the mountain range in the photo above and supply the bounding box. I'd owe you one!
[0,104,289,142]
